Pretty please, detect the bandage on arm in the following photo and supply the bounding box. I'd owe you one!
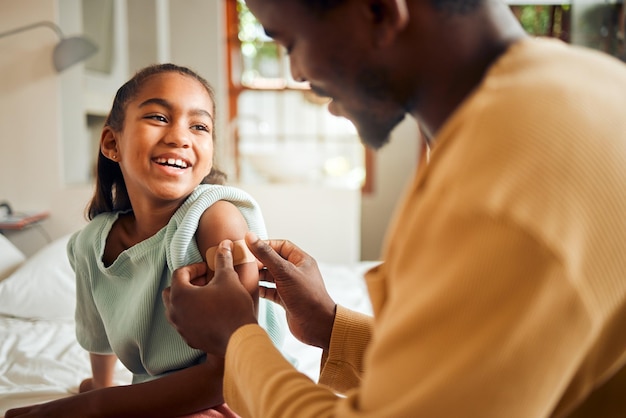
[205,239,257,271]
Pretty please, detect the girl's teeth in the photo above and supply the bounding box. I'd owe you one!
[158,158,187,168]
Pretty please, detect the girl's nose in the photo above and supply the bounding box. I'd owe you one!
[164,124,191,148]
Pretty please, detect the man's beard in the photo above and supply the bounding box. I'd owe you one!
[354,110,406,150]
[351,66,407,150]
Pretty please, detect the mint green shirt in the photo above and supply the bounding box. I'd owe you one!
[68,184,285,383]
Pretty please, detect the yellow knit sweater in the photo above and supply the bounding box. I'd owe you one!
[224,38,626,418]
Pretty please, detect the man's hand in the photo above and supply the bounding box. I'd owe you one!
[246,232,337,351]
[163,240,257,356]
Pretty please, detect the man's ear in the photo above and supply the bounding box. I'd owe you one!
[100,127,119,161]
[369,0,409,46]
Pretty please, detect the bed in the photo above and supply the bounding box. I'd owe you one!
[0,233,376,417]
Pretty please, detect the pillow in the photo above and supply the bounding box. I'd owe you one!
[0,234,75,320]
[0,233,26,282]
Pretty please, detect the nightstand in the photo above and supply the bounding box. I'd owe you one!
[0,210,50,231]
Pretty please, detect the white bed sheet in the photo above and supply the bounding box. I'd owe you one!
[0,258,376,417]
[0,316,132,415]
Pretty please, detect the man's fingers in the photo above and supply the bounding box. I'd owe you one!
[162,286,172,308]
[213,240,235,274]
[259,286,282,306]
[259,266,275,284]
[170,262,208,288]
[164,262,208,316]
[245,232,289,269]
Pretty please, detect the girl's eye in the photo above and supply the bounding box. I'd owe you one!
[191,124,211,133]
[146,114,167,123]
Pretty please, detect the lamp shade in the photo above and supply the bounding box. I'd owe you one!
[53,36,98,72]
[0,21,98,73]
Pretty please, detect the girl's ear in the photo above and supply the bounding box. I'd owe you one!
[100,127,119,161]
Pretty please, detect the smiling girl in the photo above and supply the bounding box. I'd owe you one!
[6,63,284,418]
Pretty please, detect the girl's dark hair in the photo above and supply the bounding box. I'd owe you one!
[87,63,226,220]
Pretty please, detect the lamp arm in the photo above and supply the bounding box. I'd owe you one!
[0,21,64,41]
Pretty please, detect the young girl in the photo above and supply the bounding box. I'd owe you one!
[6,63,284,418]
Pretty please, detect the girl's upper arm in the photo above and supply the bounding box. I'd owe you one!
[195,200,250,258]
[195,201,259,299]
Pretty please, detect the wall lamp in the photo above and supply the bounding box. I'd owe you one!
[0,21,98,72]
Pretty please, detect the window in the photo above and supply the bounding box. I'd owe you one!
[510,4,571,41]
[225,0,368,190]
[510,2,624,60]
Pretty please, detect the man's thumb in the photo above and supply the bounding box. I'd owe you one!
[215,240,235,272]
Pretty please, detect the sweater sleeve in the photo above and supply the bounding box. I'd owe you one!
[224,324,340,418]
[223,308,373,418]
[318,305,373,393]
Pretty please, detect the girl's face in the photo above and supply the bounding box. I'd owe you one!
[105,72,215,207]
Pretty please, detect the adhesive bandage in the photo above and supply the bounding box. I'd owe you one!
[205,239,256,271]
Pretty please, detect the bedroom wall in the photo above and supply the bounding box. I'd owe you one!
[361,118,420,260]
[0,0,417,263]
[0,0,85,255]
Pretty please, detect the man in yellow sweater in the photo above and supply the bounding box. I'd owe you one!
[163,0,626,416]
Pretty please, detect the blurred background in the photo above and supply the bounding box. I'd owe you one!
[0,0,623,261]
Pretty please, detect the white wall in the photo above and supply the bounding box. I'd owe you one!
[237,183,361,263]
[361,118,420,261]
[0,0,416,263]
[0,0,91,255]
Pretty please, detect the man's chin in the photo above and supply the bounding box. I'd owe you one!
[358,130,390,150]
[355,113,406,150]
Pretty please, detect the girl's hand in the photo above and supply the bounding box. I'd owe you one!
[79,377,95,393]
